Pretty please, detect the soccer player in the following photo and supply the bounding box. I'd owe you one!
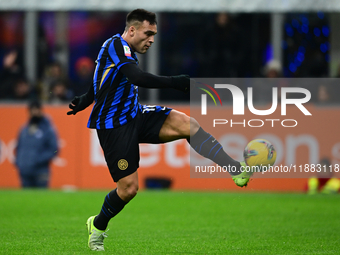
[67,9,250,251]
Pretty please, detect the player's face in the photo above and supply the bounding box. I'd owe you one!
[131,21,157,54]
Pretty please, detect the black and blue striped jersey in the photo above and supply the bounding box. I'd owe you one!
[87,34,140,129]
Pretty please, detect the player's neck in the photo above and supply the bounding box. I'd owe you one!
[121,31,128,41]
[122,33,135,52]
[121,32,131,46]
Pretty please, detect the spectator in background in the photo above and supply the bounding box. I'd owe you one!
[15,100,58,188]
[72,57,94,96]
[49,79,73,104]
[40,62,67,101]
[0,50,25,100]
[306,158,340,195]
[252,59,284,104]
[264,59,282,78]
[12,78,35,100]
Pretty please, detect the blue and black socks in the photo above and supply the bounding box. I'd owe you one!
[94,189,127,230]
[189,127,242,175]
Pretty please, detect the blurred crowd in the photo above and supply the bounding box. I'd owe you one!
[254,59,340,105]
[0,50,93,103]
[0,12,339,104]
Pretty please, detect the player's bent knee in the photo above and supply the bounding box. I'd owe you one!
[126,184,139,199]
[117,175,139,202]
[122,189,137,202]
[118,185,138,202]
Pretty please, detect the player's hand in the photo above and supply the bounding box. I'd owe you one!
[171,75,190,93]
[67,94,93,115]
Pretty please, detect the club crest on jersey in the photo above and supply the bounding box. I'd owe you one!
[123,46,131,57]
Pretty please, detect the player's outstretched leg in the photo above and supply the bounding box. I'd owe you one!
[86,172,138,250]
[159,110,252,187]
[189,126,252,187]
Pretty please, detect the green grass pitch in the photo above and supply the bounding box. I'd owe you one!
[0,190,339,254]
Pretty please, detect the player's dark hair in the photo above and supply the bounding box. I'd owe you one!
[125,9,157,30]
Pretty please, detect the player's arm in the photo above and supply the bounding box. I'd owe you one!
[120,63,190,93]
[67,83,94,115]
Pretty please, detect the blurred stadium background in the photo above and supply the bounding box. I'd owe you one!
[0,0,340,191]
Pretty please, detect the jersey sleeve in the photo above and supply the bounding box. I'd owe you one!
[108,39,136,70]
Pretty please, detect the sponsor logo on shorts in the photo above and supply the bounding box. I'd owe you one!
[118,159,128,170]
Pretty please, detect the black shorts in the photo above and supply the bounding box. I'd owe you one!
[96,105,172,182]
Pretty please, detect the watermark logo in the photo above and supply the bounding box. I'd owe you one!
[197,82,222,115]
[198,83,312,128]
